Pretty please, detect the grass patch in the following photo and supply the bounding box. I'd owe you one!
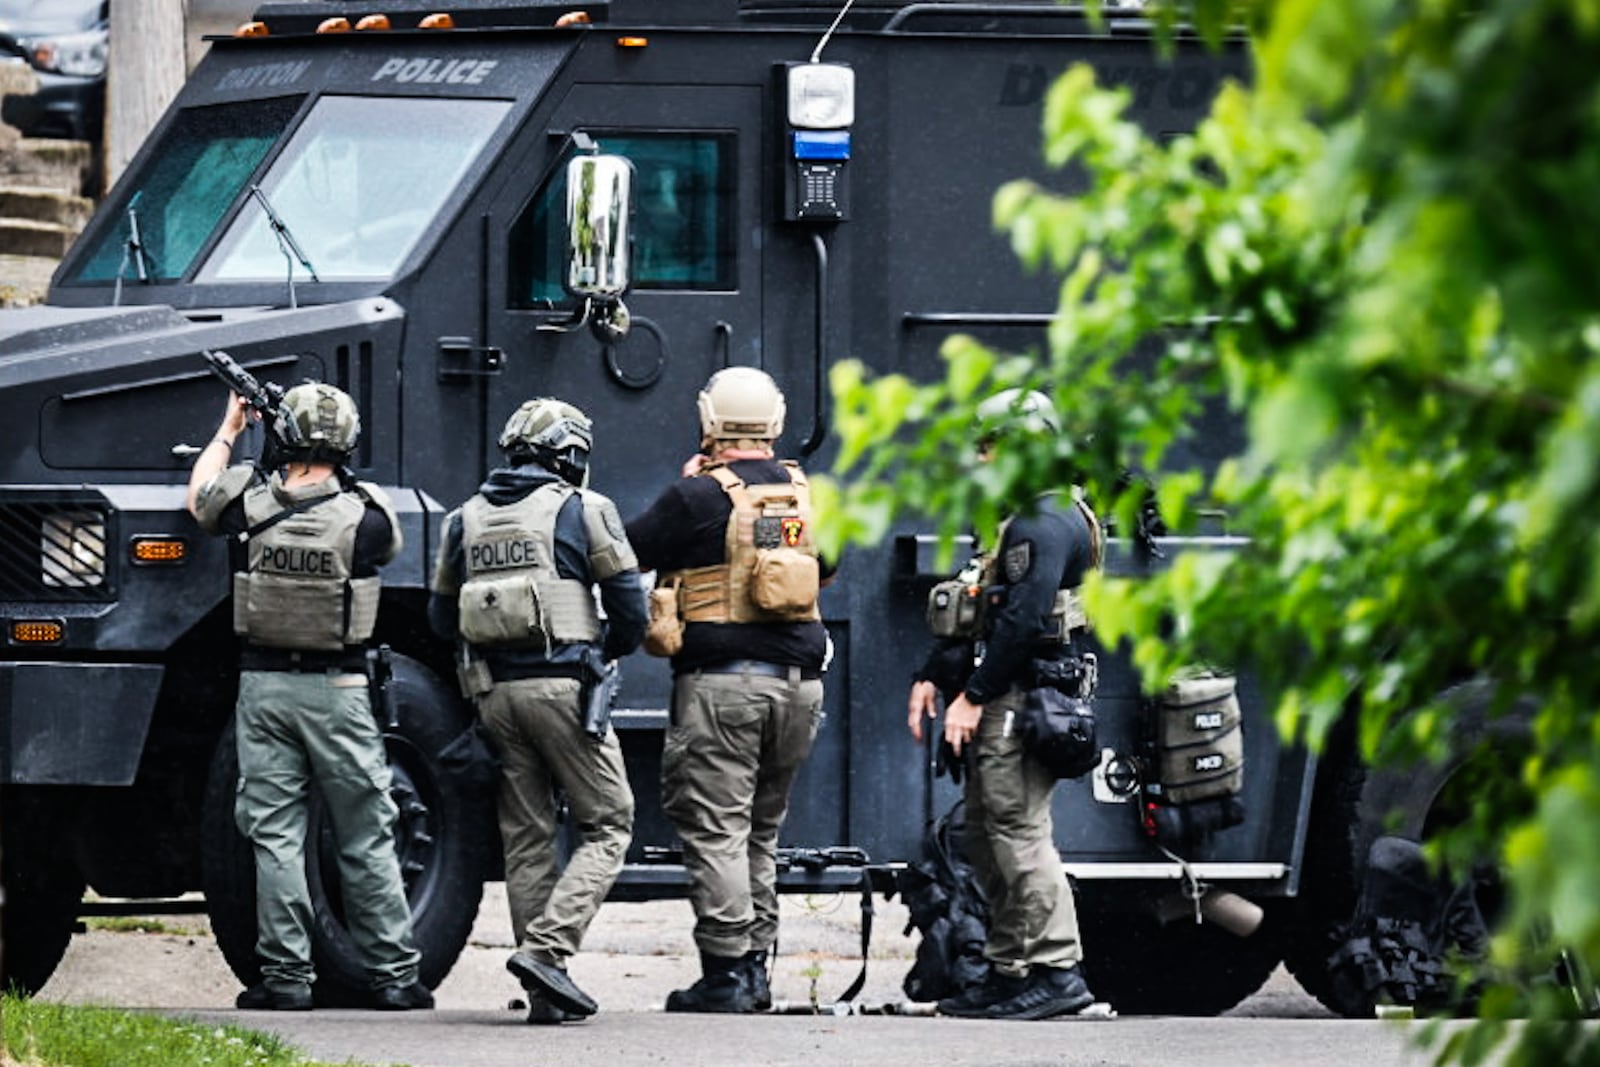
[83,917,207,936]
[0,995,402,1067]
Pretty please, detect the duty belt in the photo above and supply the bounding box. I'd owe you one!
[240,646,367,674]
[697,659,822,683]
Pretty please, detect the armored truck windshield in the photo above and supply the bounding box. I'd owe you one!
[66,94,510,288]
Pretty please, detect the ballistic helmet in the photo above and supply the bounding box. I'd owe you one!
[499,397,594,485]
[274,382,360,462]
[697,367,786,446]
[976,388,1060,438]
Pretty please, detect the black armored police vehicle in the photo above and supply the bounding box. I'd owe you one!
[0,0,1474,1016]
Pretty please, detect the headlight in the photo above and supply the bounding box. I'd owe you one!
[41,509,106,588]
[23,29,108,78]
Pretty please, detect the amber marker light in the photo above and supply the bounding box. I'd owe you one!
[555,11,591,26]
[12,620,65,645]
[616,35,648,48]
[317,17,352,33]
[419,13,455,28]
[234,21,269,36]
[356,14,391,30]
[130,537,188,565]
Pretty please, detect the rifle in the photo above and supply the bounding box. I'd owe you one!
[577,646,620,742]
[203,348,287,421]
[203,348,292,469]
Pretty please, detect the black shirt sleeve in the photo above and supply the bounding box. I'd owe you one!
[427,511,464,641]
[964,510,1071,704]
[352,505,392,578]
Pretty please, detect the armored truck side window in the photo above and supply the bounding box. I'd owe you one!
[509,133,735,307]
[200,96,512,282]
[67,96,303,285]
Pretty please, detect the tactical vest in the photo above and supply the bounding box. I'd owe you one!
[924,492,1100,641]
[671,462,821,624]
[233,478,385,651]
[457,483,602,649]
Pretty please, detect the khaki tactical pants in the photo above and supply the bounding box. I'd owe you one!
[477,676,634,964]
[234,669,421,992]
[662,668,824,959]
[964,686,1083,976]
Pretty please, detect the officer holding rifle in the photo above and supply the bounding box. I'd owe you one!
[428,398,646,1024]
[186,364,430,1012]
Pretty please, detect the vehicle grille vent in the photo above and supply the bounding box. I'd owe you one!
[0,499,115,603]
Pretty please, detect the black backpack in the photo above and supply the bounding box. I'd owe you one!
[893,802,991,1002]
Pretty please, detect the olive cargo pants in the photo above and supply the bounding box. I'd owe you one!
[964,686,1083,975]
[477,676,634,964]
[662,668,825,959]
[234,669,421,992]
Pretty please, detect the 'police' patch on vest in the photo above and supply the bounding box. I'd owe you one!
[258,544,337,576]
[781,517,805,547]
[753,516,784,548]
[1003,540,1033,583]
[469,538,540,571]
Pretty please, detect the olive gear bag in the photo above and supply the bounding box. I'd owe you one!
[1140,670,1246,843]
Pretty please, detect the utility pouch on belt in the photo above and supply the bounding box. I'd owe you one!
[1017,654,1099,780]
[1141,670,1246,842]
[643,575,684,658]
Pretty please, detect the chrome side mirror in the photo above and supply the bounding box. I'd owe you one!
[564,154,633,341]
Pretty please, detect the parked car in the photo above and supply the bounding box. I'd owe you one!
[0,0,106,141]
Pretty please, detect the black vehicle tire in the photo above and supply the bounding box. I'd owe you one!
[0,788,86,995]
[200,654,495,1004]
[1280,680,1527,1018]
[1076,885,1283,1015]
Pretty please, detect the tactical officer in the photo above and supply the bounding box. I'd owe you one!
[907,388,1100,1021]
[428,398,646,1024]
[186,383,430,1012]
[625,367,831,1014]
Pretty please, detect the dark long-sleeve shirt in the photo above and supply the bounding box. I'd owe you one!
[919,493,1097,705]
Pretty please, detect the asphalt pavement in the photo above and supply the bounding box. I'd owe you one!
[38,886,1465,1067]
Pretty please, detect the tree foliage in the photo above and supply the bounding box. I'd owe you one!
[819,0,1600,1054]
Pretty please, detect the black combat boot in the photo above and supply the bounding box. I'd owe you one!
[235,983,313,1011]
[741,949,772,1012]
[507,950,598,1017]
[665,953,756,1013]
[985,964,1095,1020]
[525,992,583,1025]
[935,968,1027,1018]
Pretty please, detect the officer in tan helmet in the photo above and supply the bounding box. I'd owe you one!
[428,397,646,1024]
[626,367,833,1013]
[186,381,430,1012]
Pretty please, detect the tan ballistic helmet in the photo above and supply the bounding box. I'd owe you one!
[698,367,786,445]
[976,387,1060,437]
[276,382,360,460]
[498,397,594,485]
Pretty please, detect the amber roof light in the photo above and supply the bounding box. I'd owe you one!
[317,17,352,33]
[356,14,392,30]
[233,20,269,36]
[419,13,455,29]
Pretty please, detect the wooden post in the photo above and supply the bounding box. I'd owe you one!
[105,0,188,192]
